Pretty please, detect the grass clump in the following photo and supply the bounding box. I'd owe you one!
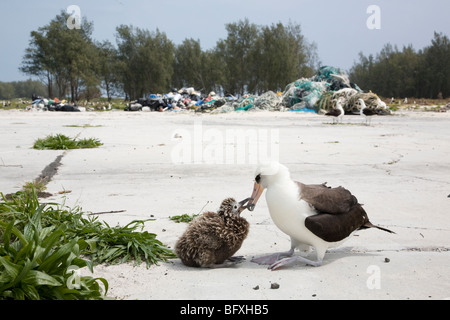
[169,201,210,223]
[169,213,200,223]
[33,134,103,150]
[0,189,176,267]
[63,124,103,128]
[71,217,177,267]
[0,188,175,300]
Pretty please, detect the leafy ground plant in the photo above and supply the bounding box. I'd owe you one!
[0,189,176,299]
[33,134,103,150]
[1,190,176,267]
[169,214,200,223]
[169,201,210,223]
[63,124,103,128]
[0,205,108,299]
[69,217,177,268]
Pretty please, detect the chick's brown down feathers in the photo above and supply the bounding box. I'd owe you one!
[175,198,249,268]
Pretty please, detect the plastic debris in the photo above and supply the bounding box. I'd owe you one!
[312,66,352,91]
[124,66,366,113]
[253,91,282,111]
[282,79,330,111]
[120,65,389,114]
[27,96,83,112]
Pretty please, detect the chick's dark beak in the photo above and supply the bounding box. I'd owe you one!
[237,197,252,213]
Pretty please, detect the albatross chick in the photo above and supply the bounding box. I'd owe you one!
[175,197,251,268]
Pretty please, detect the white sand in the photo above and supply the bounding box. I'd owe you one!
[1,109,449,299]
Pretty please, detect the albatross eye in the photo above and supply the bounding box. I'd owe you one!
[255,174,261,183]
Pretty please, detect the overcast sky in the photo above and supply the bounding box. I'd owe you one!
[0,0,448,82]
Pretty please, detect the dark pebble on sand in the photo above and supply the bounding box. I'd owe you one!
[270,283,280,289]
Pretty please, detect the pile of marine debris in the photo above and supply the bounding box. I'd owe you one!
[125,66,390,115]
[27,95,85,112]
[125,87,231,112]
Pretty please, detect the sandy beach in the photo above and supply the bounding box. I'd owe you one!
[1,109,449,300]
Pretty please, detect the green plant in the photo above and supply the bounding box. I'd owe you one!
[21,180,47,194]
[0,209,108,300]
[33,134,103,150]
[0,188,177,299]
[78,219,176,267]
[1,189,175,268]
[63,124,103,128]
[389,105,399,111]
[169,214,200,223]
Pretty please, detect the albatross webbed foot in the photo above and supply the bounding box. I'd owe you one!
[251,249,294,265]
[269,256,323,271]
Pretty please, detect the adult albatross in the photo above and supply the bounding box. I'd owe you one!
[325,98,345,124]
[247,162,394,270]
[359,98,377,126]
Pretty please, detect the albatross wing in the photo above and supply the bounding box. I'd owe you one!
[296,182,395,242]
[296,182,358,214]
[305,204,369,242]
[325,109,341,117]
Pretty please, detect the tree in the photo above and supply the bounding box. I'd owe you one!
[0,80,47,100]
[214,20,318,96]
[19,13,322,100]
[349,52,374,91]
[96,40,119,101]
[253,22,318,94]
[349,31,450,98]
[199,48,224,94]
[116,25,175,100]
[20,11,98,101]
[173,38,205,90]
[172,39,224,94]
[20,29,55,97]
[215,19,259,96]
[0,82,15,100]
[420,32,450,98]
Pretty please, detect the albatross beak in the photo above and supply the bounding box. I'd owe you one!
[247,182,264,211]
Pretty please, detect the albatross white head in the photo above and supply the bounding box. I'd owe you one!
[247,161,291,211]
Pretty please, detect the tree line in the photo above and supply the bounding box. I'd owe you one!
[16,10,450,101]
[0,79,47,100]
[349,32,450,99]
[19,11,318,102]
